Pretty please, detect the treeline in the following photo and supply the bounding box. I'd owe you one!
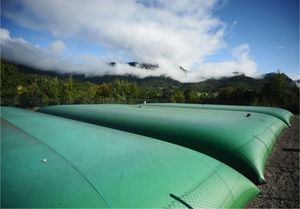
[1,61,299,113]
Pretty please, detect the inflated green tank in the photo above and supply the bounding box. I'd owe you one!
[141,103,293,126]
[1,107,259,208]
[39,104,288,184]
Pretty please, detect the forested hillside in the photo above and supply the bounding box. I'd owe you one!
[1,60,299,113]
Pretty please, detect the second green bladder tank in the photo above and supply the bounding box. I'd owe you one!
[39,104,289,184]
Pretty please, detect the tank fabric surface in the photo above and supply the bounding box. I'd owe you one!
[141,103,293,126]
[39,104,289,184]
[1,107,259,208]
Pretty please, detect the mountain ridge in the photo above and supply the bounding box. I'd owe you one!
[1,59,295,92]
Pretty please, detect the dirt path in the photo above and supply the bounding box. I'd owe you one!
[246,115,299,208]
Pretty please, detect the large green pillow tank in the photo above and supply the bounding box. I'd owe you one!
[1,107,259,208]
[141,103,293,126]
[39,104,288,184]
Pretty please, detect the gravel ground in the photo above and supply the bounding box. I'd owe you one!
[246,115,299,208]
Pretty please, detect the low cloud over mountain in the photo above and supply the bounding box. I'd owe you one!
[1,0,258,82]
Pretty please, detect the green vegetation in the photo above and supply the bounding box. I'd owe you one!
[1,60,299,113]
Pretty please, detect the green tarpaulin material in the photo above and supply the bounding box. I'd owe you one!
[141,103,294,126]
[39,104,289,184]
[1,107,259,208]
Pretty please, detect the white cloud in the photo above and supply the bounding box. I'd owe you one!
[1,28,10,40]
[181,44,257,82]
[1,0,258,82]
[225,20,238,38]
[288,71,300,80]
[1,0,224,67]
[0,28,257,82]
[0,28,182,78]
[232,44,249,58]
[0,28,108,75]
[48,40,66,55]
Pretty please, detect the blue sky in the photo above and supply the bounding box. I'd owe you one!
[214,0,299,78]
[1,0,299,82]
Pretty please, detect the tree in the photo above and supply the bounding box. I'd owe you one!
[161,88,172,102]
[184,86,198,103]
[85,82,97,104]
[1,61,19,105]
[97,83,113,98]
[260,71,290,106]
[63,76,74,104]
[18,81,42,107]
[129,82,139,98]
[170,91,185,103]
[48,77,60,105]
[217,87,234,103]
